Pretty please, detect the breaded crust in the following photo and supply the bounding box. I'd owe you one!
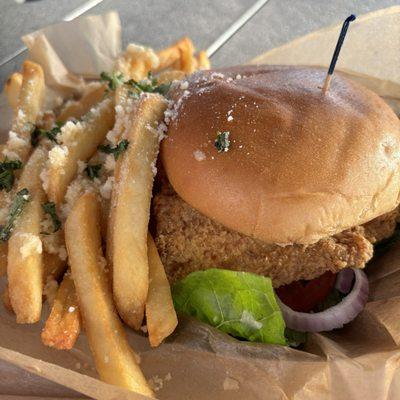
[153,185,398,287]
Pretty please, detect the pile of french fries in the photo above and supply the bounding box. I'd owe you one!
[1,37,209,396]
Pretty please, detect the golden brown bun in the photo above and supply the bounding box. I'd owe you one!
[161,66,400,245]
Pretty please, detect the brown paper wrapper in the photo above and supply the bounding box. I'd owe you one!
[1,7,400,400]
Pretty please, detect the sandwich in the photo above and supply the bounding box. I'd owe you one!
[152,65,400,341]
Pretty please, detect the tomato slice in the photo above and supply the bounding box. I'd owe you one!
[276,272,337,312]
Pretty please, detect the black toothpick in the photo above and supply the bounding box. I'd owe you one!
[322,14,356,93]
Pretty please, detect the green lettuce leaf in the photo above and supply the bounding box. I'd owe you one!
[172,269,287,345]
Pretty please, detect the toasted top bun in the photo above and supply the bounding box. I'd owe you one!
[161,65,400,245]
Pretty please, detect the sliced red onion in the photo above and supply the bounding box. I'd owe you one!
[335,268,354,294]
[277,268,369,333]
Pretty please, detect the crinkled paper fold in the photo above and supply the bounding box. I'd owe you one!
[0,7,400,400]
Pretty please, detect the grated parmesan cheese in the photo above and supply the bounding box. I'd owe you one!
[99,176,114,200]
[17,109,26,120]
[8,131,28,150]
[58,120,82,146]
[150,160,157,177]
[126,43,160,69]
[106,98,134,145]
[164,90,188,126]
[81,98,112,123]
[19,233,42,259]
[61,177,97,219]
[210,72,225,79]
[42,230,68,261]
[193,150,206,161]
[2,149,20,161]
[40,168,49,192]
[104,154,116,173]
[77,160,87,174]
[48,146,69,170]
[157,122,168,142]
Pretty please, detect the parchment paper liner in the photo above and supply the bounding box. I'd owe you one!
[1,7,400,400]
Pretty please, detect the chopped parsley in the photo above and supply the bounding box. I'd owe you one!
[85,164,102,180]
[0,159,23,192]
[127,89,140,99]
[30,127,44,147]
[126,72,171,96]
[99,139,129,160]
[100,71,171,98]
[0,188,30,242]
[100,72,125,91]
[31,121,63,147]
[214,131,230,153]
[41,202,61,234]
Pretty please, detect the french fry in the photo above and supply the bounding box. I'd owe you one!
[156,69,186,84]
[105,85,137,268]
[58,83,106,122]
[66,193,154,396]
[156,37,195,72]
[156,44,180,71]
[45,97,115,205]
[0,63,45,277]
[0,61,44,250]
[41,272,80,350]
[146,234,178,347]
[197,50,211,70]
[0,61,44,180]
[115,44,159,81]
[4,72,22,113]
[8,147,46,323]
[2,250,66,317]
[111,94,167,329]
[178,40,196,74]
[114,84,132,112]
[11,61,45,151]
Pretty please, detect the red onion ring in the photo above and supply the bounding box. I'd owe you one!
[335,268,354,294]
[277,268,369,333]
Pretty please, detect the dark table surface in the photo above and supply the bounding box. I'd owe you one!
[0,0,399,397]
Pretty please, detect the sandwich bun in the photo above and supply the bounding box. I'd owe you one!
[161,65,400,245]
